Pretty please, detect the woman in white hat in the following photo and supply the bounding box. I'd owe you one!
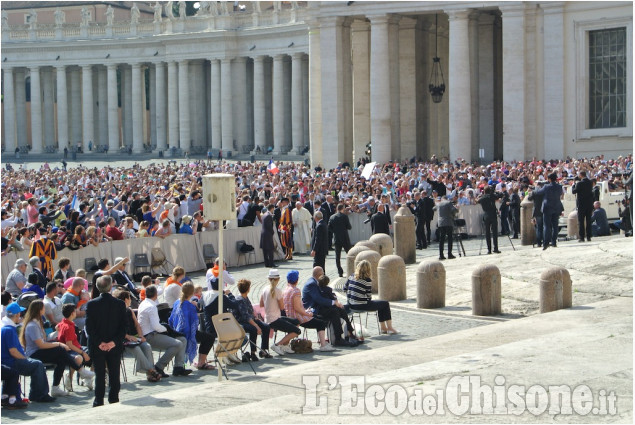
[259,269,300,355]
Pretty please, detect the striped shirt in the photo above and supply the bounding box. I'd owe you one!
[344,276,371,306]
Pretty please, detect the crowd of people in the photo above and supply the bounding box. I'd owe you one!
[1,153,633,409]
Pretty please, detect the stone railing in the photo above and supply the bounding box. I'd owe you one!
[1,8,306,43]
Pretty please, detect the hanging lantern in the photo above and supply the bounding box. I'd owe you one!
[428,14,445,104]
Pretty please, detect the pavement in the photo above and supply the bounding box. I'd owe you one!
[1,232,632,423]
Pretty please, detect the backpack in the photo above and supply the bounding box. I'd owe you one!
[290,338,313,354]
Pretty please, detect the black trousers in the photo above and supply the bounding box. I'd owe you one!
[31,346,80,387]
[92,347,121,405]
[1,364,21,397]
[578,208,593,240]
[349,300,392,323]
[316,305,354,341]
[313,255,326,273]
[196,330,215,355]
[334,242,352,276]
[269,317,301,336]
[484,218,499,252]
[300,317,327,332]
[241,320,270,351]
[415,217,427,248]
[438,226,453,256]
[262,248,274,267]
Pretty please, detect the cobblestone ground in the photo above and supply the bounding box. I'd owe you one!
[2,242,496,422]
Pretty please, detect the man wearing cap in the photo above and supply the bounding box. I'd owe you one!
[5,259,28,297]
[2,302,55,403]
[532,172,564,250]
[528,180,546,247]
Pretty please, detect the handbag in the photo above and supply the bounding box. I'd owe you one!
[160,322,186,339]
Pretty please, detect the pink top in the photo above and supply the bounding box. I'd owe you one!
[283,286,312,324]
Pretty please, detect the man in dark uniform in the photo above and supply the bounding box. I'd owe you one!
[572,170,594,242]
[311,211,329,272]
[85,275,127,407]
[477,186,502,254]
[328,204,352,277]
[528,180,546,247]
[260,205,276,267]
[533,172,564,250]
[371,203,390,235]
[422,190,435,244]
[413,192,427,249]
[320,195,335,250]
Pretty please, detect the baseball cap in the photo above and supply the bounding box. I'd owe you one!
[6,302,26,315]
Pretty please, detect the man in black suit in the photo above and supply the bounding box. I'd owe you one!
[572,170,594,242]
[413,192,427,249]
[328,204,352,277]
[260,204,276,267]
[320,195,335,249]
[28,257,48,290]
[110,257,141,307]
[528,180,546,247]
[477,186,502,254]
[533,172,564,250]
[371,203,390,235]
[311,211,329,272]
[85,275,127,407]
[422,190,435,244]
[303,193,316,216]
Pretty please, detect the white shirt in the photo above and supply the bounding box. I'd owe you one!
[163,283,182,308]
[137,298,167,336]
[43,295,64,324]
[205,269,234,291]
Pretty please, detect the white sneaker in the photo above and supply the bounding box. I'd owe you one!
[281,344,295,354]
[78,367,95,380]
[51,385,69,397]
[82,376,94,391]
[271,345,285,356]
[63,373,73,392]
[318,344,336,352]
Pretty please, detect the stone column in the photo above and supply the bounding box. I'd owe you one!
[155,62,167,152]
[387,16,401,160]
[417,260,446,309]
[131,63,144,153]
[252,55,266,153]
[107,64,119,152]
[472,264,501,316]
[351,20,370,164]
[69,68,81,147]
[446,9,472,162]
[369,15,392,164]
[149,65,156,149]
[15,69,27,149]
[210,59,221,150]
[30,66,43,154]
[3,67,16,153]
[539,267,572,313]
[122,66,132,148]
[520,197,535,246]
[500,4,526,162]
[233,57,247,153]
[394,206,416,264]
[272,54,285,154]
[342,19,354,164]
[308,19,323,167]
[220,58,233,154]
[478,13,496,162]
[167,61,179,151]
[542,3,564,160]
[97,67,108,149]
[178,60,191,153]
[291,52,304,154]
[42,68,55,149]
[399,17,417,160]
[469,12,480,163]
[378,255,406,301]
[81,65,94,153]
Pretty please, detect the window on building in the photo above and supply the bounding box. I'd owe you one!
[588,27,627,129]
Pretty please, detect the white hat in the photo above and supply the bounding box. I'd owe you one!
[268,269,280,279]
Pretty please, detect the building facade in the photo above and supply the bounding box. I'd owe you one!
[1,1,632,168]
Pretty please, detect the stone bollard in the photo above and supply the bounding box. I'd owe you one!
[472,264,501,316]
[354,240,380,254]
[539,267,572,313]
[346,246,371,278]
[393,206,416,264]
[369,233,393,257]
[567,210,578,239]
[377,255,406,301]
[354,250,381,293]
[520,197,536,246]
[416,260,445,309]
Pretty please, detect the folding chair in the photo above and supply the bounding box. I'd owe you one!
[236,240,256,267]
[85,257,98,281]
[133,253,151,276]
[203,244,217,267]
[151,248,173,275]
[212,313,257,380]
[348,309,381,338]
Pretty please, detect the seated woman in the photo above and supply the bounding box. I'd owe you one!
[20,300,94,397]
[259,269,300,356]
[317,275,361,344]
[164,266,186,308]
[154,220,172,239]
[345,260,398,335]
[282,270,334,352]
[168,282,216,370]
[113,290,162,382]
[234,279,272,361]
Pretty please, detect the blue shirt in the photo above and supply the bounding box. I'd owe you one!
[1,324,26,368]
[178,223,193,235]
[168,299,198,364]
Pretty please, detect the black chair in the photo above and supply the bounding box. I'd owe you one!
[203,244,217,267]
[236,240,255,267]
[133,253,151,277]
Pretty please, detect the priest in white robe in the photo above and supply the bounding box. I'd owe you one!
[292,201,312,254]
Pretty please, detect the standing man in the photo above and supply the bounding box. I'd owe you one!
[413,192,427,249]
[528,180,546,247]
[422,190,435,245]
[477,187,501,254]
[260,205,276,267]
[572,170,594,242]
[328,204,353,277]
[85,275,127,407]
[278,198,294,260]
[434,195,458,260]
[370,203,390,235]
[292,201,312,255]
[320,195,335,249]
[310,211,328,272]
[533,172,564,250]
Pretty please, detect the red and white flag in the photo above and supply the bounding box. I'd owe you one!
[267,159,279,175]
